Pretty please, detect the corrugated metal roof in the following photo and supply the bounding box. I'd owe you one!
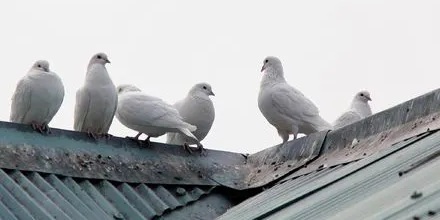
[2,85,440,219]
[0,169,217,220]
[217,130,440,220]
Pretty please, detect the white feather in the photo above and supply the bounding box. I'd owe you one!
[166,83,215,145]
[258,56,332,144]
[74,53,117,134]
[116,84,199,143]
[10,60,64,127]
[333,90,372,129]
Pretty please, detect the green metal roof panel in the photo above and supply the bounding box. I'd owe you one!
[1,84,440,219]
[0,169,221,220]
[217,131,440,220]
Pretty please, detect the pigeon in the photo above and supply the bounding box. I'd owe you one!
[74,53,117,139]
[116,84,200,148]
[10,60,64,133]
[258,56,332,145]
[333,90,372,129]
[166,82,215,153]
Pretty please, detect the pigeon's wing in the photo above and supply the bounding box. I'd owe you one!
[333,111,361,129]
[46,77,65,122]
[102,91,118,133]
[73,88,91,131]
[10,78,32,123]
[148,100,191,128]
[119,94,182,129]
[271,84,320,121]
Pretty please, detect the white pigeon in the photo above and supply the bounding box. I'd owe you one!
[333,91,372,129]
[258,56,332,145]
[166,82,215,152]
[10,60,64,133]
[74,53,117,139]
[116,84,200,148]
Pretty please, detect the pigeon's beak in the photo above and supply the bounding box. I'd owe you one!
[367,96,372,101]
[209,91,215,96]
[43,67,50,72]
[105,59,111,64]
[261,64,266,72]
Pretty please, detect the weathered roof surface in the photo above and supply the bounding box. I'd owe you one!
[2,88,440,219]
[217,89,440,220]
[0,122,247,187]
[0,123,243,219]
[0,169,231,220]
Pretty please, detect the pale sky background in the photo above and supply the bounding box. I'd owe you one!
[0,0,439,154]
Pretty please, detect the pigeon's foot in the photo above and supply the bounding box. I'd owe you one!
[197,143,207,156]
[42,123,51,134]
[31,122,45,134]
[103,133,113,140]
[126,135,143,146]
[183,143,193,154]
[126,134,151,147]
[142,136,151,147]
[87,132,100,140]
[183,143,206,156]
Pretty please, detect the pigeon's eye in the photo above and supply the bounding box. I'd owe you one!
[37,64,41,68]
[97,55,102,59]
[265,59,269,63]
[203,86,207,90]
[360,93,364,96]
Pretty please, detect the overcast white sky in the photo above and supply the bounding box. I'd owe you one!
[1,1,439,153]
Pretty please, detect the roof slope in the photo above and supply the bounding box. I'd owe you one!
[218,89,440,220]
[0,170,222,220]
[2,87,440,219]
[0,123,243,219]
[218,131,440,219]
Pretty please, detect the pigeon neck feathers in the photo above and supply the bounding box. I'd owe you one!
[350,98,372,118]
[260,67,286,87]
[85,63,112,85]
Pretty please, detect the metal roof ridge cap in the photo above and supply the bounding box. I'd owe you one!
[247,130,328,166]
[324,88,440,153]
[0,121,247,185]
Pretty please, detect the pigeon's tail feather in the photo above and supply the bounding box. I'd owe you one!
[177,123,199,142]
[309,116,333,133]
[183,122,197,132]
[166,132,177,144]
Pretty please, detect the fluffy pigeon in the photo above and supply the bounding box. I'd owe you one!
[116,84,200,148]
[258,56,332,145]
[166,82,215,153]
[74,53,117,139]
[333,90,372,129]
[10,60,64,133]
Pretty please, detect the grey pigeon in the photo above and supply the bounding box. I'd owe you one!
[166,82,215,153]
[74,53,117,139]
[333,90,372,129]
[116,84,200,148]
[10,60,64,133]
[258,56,332,145]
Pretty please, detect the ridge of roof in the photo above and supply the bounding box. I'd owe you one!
[240,88,440,190]
[0,123,245,186]
[1,88,440,190]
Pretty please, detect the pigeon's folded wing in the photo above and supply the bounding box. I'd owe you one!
[119,94,185,129]
[102,94,118,132]
[10,78,32,123]
[47,79,65,122]
[333,111,361,129]
[73,88,90,131]
[271,85,320,120]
